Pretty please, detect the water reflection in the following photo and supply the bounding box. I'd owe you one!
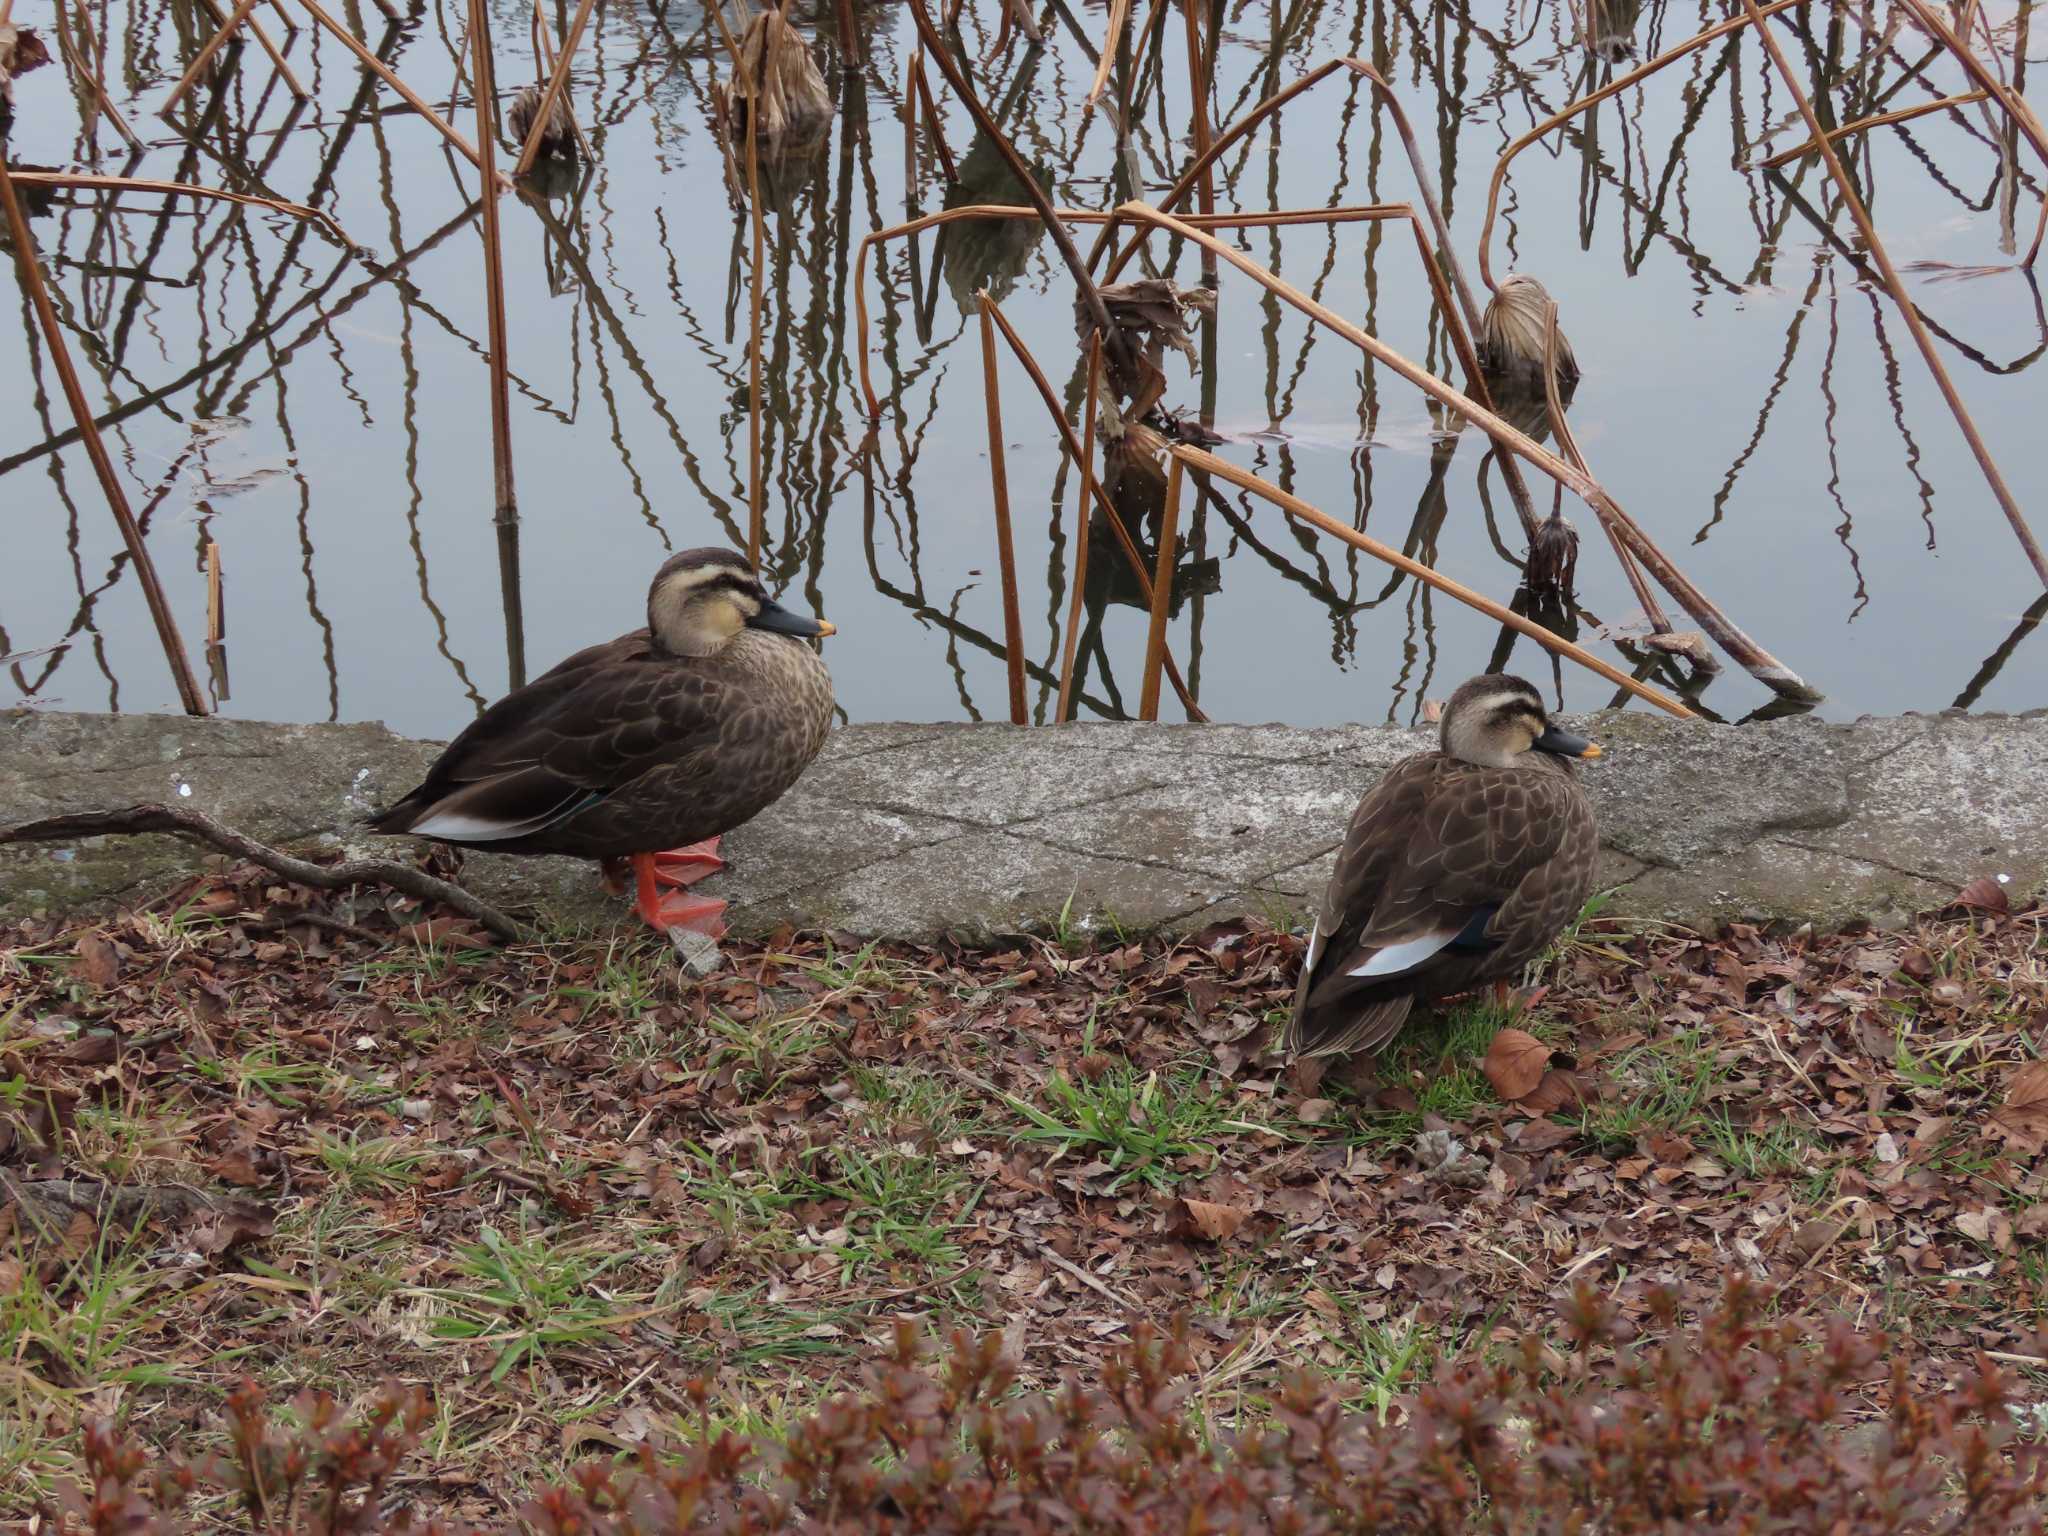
[1,0,2043,732]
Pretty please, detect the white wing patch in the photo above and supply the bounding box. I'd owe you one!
[407,807,561,842]
[1348,928,1461,979]
[1304,917,1323,968]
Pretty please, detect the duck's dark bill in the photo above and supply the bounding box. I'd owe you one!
[1534,725,1602,759]
[749,599,836,639]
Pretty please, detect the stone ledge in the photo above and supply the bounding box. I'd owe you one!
[3,708,2042,941]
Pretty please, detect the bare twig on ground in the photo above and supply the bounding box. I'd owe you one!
[0,805,528,941]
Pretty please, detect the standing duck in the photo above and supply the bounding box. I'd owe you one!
[1286,674,1601,1060]
[369,548,835,937]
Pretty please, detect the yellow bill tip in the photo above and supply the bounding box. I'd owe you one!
[813,619,837,638]
[1579,742,1603,760]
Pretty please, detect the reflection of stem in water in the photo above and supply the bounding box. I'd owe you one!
[1765,167,2048,375]
[1816,268,1868,619]
[1952,592,2048,710]
[1742,0,2048,592]
[1698,249,1825,542]
[941,582,984,722]
[1862,287,1938,553]
[527,195,744,546]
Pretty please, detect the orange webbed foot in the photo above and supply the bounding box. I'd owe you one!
[631,852,729,938]
[646,837,725,889]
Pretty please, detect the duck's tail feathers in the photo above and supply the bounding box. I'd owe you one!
[1283,994,1413,1062]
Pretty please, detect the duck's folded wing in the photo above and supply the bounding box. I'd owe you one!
[371,657,726,844]
[1291,765,1579,1044]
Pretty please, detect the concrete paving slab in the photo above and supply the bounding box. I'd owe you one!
[4,707,2042,941]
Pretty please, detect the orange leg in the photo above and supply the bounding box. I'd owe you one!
[631,852,727,937]
[1493,979,1513,1009]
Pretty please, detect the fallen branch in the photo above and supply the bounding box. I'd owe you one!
[0,804,528,941]
[0,1172,273,1247]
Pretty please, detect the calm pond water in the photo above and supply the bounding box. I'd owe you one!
[3,0,2044,733]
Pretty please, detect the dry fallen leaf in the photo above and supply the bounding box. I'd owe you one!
[1181,1198,1249,1242]
[1483,1028,1551,1102]
[1511,1117,1575,1152]
[1954,874,2011,915]
[1990,1061,2048,1152]
[1295,1097,1335,1125]
[1515,1068,1585,1115]
[74,931,121,989]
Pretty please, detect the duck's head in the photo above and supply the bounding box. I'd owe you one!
[1440,673,1602,769]
[647,548,837,658]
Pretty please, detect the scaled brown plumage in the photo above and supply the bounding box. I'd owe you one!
[1286,674,1600,1060]
[368,549,834,934]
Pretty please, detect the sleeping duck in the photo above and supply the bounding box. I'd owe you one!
[1286,673,1601,1060]
[369,548,835,937]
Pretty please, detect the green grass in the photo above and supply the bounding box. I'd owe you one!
[185,1045,334,1106]
[428,1224,649,1385]
[848,1063,976,1139]
[1569,1029,1727,1152]
[1000,1059,1271,1192]
[313,1128,427,1193]
[789,1145,978,1284]
[1701,1115,1813,1178]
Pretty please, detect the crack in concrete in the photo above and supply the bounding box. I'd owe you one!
[1764,837,1960,891]
[835,775,1181,835]
[998,826,1232,887]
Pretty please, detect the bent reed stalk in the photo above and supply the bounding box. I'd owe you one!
[978,296,1207,722]
[1115,201,1818,700]
[976,295,1030,725]
[1172,446,1696,720]
[1738,0,2048,593]
[1,153,207,717]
